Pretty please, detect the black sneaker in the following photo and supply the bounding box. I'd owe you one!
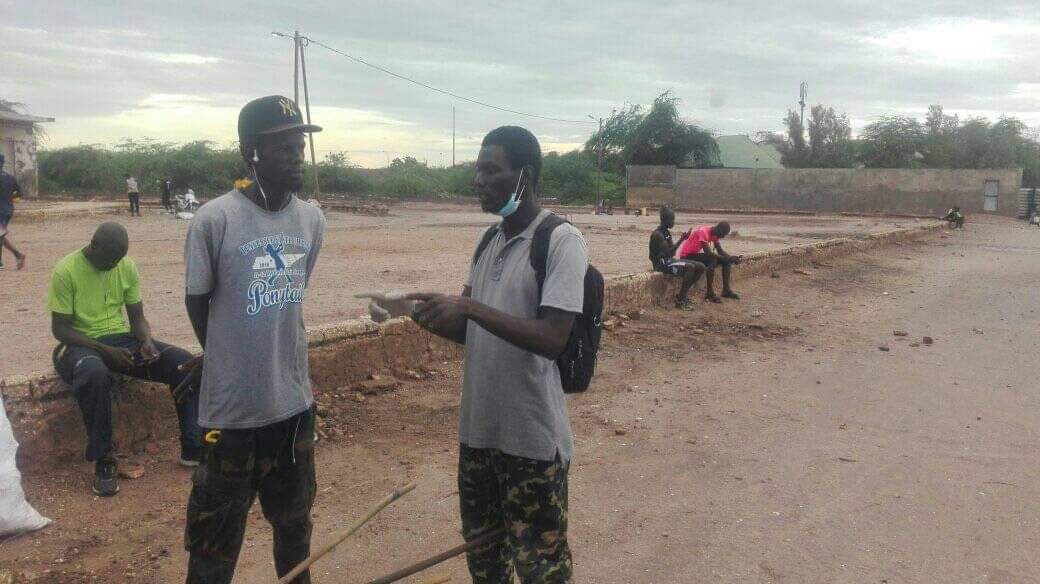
[705,294,722,304]
[93,458,119,497]
[722,290,741,300]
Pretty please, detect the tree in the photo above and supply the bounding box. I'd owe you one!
[765,106,853,168]
[806,105,855,168]
[769,110,810,167]
[921,104,959,167]
[859,116,925,168]
[952,118,992,169]
[586,92,719,169]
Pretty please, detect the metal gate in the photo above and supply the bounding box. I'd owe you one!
[984,180,999,212]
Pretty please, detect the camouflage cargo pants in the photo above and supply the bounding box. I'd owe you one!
[458,445,572,583]
[184,407,316,584]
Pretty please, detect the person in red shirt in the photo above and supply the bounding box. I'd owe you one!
[678,221,742,302]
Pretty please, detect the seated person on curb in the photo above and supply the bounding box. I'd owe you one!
[46,222,202,497]
[678,221,742,303]
[942,206,965,229]
[649,206,705,310]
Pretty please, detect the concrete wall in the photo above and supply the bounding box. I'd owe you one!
[627,166,1023,216]
[0,121,40,197]
[626,165,677,209]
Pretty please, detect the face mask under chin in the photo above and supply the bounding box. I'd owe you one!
[493,169,526,217]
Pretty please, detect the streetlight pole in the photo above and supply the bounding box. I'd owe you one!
[452,105,456,168]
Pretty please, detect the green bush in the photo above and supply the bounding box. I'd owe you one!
[39,140,247,197]
[37,142,628,203]
[305,152,371,195]
[540,150,623,205]
[444,163,478,197]
[372,157,447,198]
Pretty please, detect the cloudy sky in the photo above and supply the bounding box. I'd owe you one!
[3,1,1038,167]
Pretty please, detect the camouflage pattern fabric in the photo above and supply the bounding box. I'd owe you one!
[459,445,573,583]
[184,408,316,584]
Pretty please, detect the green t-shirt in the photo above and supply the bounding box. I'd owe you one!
[46,250,142,339]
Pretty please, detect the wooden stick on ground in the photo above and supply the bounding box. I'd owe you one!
[277,482,417,584]
[366,527,506,584]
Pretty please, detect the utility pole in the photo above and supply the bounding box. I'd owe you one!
[452,105,456,168]
[293,30,301,105]
[273,30,320,196]
[589,115,604,203]
[298,35,320,196]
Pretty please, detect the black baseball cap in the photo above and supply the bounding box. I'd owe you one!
[238,95,322,141]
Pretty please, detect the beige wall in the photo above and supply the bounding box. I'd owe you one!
[627,166,1024,216]
[1,122,40,197]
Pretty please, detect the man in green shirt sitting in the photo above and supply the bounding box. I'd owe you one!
[46,222,201,496]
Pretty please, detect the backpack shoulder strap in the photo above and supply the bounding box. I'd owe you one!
[530,213,568,295]
[472,223,501,265]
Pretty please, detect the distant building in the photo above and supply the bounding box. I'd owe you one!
[1,108,54,197]
[714,135,783,169]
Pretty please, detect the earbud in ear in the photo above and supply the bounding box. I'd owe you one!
[252,149,260,163]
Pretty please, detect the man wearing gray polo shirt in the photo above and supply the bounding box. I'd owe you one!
[407,126,587,583]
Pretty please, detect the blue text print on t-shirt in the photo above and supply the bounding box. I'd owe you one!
[241,234,310,315]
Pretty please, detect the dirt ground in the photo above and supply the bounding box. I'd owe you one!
[2,216,1038,583]
[0,199,919,379]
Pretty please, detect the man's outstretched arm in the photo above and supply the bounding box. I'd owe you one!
[409,291,574,360]
[410,287,471,345]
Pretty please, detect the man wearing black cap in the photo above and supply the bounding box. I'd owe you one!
[181,96,326,584]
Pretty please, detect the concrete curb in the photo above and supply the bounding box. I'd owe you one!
[0,221,944,406]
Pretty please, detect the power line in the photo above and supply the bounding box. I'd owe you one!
[301,35,597,125]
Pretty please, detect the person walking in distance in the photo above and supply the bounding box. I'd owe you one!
[124,174,140,217]
[160,177,173,213]
[381,126,586,583]
[181,96,325,584]
[0,154,27,269]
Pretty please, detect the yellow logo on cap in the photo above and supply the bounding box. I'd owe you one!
[278,98,296,117]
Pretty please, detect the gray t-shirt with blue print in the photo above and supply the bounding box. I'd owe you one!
[184,190,325,429]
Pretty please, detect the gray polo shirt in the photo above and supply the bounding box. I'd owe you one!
[461,210,588,462]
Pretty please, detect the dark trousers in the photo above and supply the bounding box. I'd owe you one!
[185,408,317,584]
[681,252,736,295]
[52,334,201,462]
[0,210,11,264]
[128,193,140,215]
[459,445,572,583]
[162,194,172,211]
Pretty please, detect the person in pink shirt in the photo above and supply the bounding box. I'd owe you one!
[678,221,742,302]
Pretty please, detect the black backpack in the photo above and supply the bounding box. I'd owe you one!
[473,214,604,393]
